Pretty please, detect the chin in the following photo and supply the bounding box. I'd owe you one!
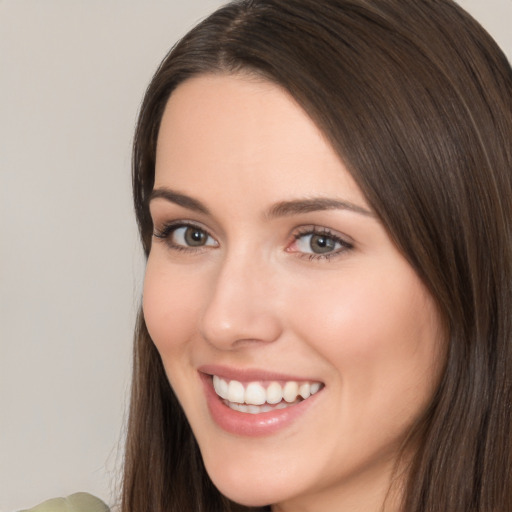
[201,452,297,508]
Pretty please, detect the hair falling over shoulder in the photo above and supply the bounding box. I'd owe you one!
[123,1,512,511]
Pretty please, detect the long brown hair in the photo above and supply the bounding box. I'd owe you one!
[123,1,512,511]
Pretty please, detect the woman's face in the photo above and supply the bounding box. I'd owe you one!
[144,74,445,511]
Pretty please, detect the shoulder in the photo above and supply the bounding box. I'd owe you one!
[19,493,109,512]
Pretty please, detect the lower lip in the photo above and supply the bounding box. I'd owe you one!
[200,373,321,437]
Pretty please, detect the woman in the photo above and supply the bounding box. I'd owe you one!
[123,1,512,511]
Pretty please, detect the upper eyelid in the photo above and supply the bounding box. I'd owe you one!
[288,225,355,257]
[153,222,350,237]
[152,220,217,243]
[292,225,354,244]
[150,209,223,238]
[153,222,218,252]
[153,219,211,233]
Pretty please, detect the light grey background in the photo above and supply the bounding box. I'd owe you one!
[0,1,510,511]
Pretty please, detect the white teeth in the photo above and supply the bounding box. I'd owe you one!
[227,380,245,403]
[310,382,321,395]
[266,382,283,404]
[213,375,323,409]
[244,383,266,405]
[226,400,300,414]
[299,382,311,399]
[229,403,248,413]
[212,375,229,399]
[283,381,299,403]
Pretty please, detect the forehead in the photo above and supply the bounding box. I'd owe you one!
[155,73,367,208]
[156,73,328,165]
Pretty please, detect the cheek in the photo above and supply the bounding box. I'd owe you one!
[286,268,413,352]
[287,266,443,411]
[142,257,201,358]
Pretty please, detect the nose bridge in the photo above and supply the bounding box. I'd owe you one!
[199,246,281,349]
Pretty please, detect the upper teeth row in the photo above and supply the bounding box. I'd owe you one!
[212,375,322,405]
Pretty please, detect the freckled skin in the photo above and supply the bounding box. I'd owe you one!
[143,74,445,512]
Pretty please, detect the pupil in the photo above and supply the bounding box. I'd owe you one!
[311,234,335,253]
[185,228,205,246]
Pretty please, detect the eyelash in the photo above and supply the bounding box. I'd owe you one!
[290,226,354,261]
[152,222,353,261]
[153,221,217,253]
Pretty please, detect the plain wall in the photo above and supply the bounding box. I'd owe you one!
[0,1,510,511]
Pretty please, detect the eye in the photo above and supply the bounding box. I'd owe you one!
[172,226,216,247]
[153,222,218,250]
[296,233,338,254]
[288,227,353,260]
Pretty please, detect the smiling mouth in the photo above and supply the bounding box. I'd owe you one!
[212,375,324,414]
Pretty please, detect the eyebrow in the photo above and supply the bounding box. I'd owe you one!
[266,197,374,218]
[150,188,210,215]
[150,187,374,218]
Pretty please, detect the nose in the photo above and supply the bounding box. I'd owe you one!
[199,251,283,350]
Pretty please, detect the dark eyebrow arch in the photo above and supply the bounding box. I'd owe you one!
[150,188,373,219]
[150,187,210,215]
[266,198,374,218]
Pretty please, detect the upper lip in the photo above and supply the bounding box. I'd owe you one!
[198,364,323,383]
